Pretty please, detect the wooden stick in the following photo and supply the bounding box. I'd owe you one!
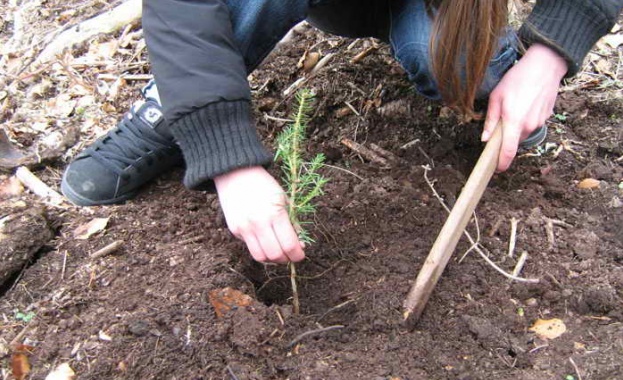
[508,217,519,258]
[341,138,390,167]
[34,0,142,66]
[511,251,529,277]
[15,166,64,205]
[350,45,379,64]
[90,240,124,259]
[403,123,503,329]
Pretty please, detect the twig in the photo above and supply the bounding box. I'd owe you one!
[15,166,65,205]
[321,163,364,180]
[226,365,240,380]
[488,216,504,237]
[511,251,529,277]
[350,45,379,64]
[569,357,583,380]
[341,138,390,167]
[176,235,204,246]
[545,218,555,250]
[10,324,31,346]
[400,139,420,150]
[90,240,124,259]
[275,309,285,326]
[310,53,335,75]
[369,143,405,164]
[416,145,435,167]
[316,299,357,323]
[422,166,539,283]
[34,0,142,66]
[508,217,519,258]
[97,73,153,81]
[344,101,361,116]
[61,251,68,280]
[287,325,344,348]
[264,114,294,123]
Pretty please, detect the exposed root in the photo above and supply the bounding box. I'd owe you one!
[422,166,539,283]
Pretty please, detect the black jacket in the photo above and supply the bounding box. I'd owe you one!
[142,0,623,190]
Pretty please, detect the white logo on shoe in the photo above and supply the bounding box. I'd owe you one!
[143,107,163,125]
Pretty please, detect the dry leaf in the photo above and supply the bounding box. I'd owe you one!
[578,178,600,189]
[73,217,110,239]
[45,363,75,380]
[87,40,117,60]
[208,287,254,318]
[117,361,127,371]
[297,51,320,73]
[0,176,24,199]
[11,345,34,380]
[47,93,77,118]
[98,330,113,341]
[529,318,567,340]
[335,106,353,118]
[601,33,623,49]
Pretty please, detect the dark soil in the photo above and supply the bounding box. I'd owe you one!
[1,22,622,380]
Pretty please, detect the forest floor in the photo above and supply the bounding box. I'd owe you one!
[1,1,622,379]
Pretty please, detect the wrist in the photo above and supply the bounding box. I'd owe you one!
[524,43,568,79]
[214,166,265,191]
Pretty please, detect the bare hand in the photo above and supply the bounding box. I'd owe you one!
[214,166,305,264]
[482,43,568,172]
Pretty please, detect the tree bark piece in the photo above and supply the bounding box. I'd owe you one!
[34,0,142,66]
[403,124,503,329]
[341,138,390,167]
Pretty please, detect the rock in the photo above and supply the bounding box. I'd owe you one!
[572,230,600,259]
[0,207,53,287]
[127,320,150,337]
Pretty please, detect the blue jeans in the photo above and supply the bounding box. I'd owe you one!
[221,0,517,100]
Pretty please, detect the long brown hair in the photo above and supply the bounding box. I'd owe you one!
[426,0,509,120]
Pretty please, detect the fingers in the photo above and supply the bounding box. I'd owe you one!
[498,119,521,172]
[272,213,305,262]
[236,214,305,264]
[242,232,267,263]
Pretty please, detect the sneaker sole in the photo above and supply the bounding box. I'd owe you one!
[61,171,137,206]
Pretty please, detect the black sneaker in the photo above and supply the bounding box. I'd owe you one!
[61,88,183,206]
[519,125,548,149]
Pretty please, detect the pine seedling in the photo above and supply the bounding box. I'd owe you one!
[275,89,328,314]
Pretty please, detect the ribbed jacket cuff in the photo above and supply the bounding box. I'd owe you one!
[519,1,613,77]
[170,100,272,190]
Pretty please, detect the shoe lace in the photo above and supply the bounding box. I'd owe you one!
[88,106,174,179]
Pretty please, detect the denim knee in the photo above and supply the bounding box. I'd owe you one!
[225,0,313,72]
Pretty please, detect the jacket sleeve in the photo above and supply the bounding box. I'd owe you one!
[142,0,272,190]
[519,0,623,76]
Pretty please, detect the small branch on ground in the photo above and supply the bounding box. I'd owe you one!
[32,0,142,68]
[15,166,65,205]
[545,218,555,250]
[287,325,344,349]
[350,44,379,64]
[422,165,539,284]
[508,217,519,258]
[341,138,391,167]
[90,240,124,259]
[511,251,529,278]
